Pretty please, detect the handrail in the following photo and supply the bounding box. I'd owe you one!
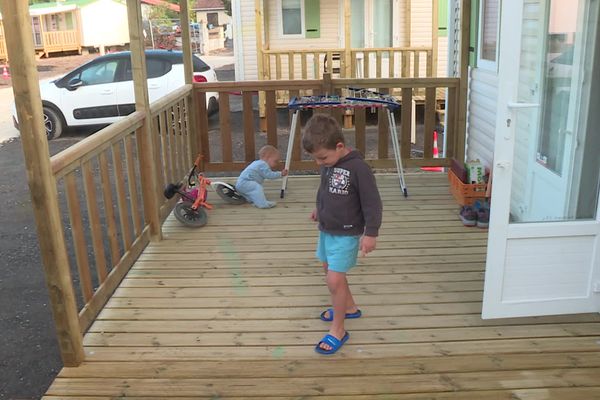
[51,111,145,177]
[333,77,459,88]
[192,79,323,91]
[150,84,192,114]
[263,46,432,54]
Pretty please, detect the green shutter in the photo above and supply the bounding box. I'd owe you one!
[469,0,479,67]
[438,0,448,37]
[65,12,74,30]
[305,0,320,38]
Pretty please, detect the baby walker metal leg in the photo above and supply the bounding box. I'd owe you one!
[281,109,299,198]
[387,107,408,197]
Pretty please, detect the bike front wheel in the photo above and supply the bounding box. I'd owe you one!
[173,201,208,227]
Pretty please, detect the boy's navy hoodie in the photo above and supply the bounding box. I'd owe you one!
[316,150,382,237]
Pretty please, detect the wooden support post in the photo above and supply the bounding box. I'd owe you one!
[180,0,199,160]
[432,0,439,77]
[0,1,84,366]
[255,0,267,131]
[406,0,412,46]
[126,0,161,241]
[323,72,333,96]
[343,0,351,78]
[456,0,471,163]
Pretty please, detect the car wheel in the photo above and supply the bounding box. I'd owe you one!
[208,97,219,116]
[43,106,64,140]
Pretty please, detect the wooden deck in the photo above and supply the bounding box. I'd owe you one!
[44,173,600,399]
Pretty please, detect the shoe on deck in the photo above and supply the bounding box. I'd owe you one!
[459,205,477,227]
[319,308,362,322]
[477,206,490,228]
[315,332,350,355]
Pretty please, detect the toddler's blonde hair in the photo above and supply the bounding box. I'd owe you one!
[258,145,280,159]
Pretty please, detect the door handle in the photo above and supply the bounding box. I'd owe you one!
[149,84,160,89]
[507,102,540,109]
[495,161,511,169]
[101,89,113,95]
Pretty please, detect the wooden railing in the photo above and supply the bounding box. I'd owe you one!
[262,47,433,81]
[151,86,195,221]
[51,112,149,332]
[43,75,462,354]
[42,30,80,54]
[49,85,194,333]
[193,76,460,173]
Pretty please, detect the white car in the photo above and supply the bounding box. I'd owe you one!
[13,50,219,139]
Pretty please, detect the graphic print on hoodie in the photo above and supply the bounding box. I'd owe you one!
[316,150,382,237]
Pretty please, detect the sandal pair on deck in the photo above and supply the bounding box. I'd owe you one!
[315,308,361,354]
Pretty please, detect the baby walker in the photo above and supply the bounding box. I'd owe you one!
[163,154,246,227]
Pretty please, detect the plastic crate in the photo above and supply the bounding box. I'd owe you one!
[448,169,488,206]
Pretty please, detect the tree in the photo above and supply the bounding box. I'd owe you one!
[222,0,232,16]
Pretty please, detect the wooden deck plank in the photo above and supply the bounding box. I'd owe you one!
[104,291,485,308]
[54,352,600,378]
[79,337,600,361]
[83,323,600,346]
[44,368,600,396]
[88,314,600,333]
[42,387,600,399]
[44,174,600,398]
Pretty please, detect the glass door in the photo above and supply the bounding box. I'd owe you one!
[482,0,600,318]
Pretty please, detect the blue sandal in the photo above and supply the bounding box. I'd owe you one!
[319,308,362,322]
[315,331,350,355]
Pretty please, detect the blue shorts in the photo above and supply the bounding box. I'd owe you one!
[316,231,360,273]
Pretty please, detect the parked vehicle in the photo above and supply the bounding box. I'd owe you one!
[13,50,219,139]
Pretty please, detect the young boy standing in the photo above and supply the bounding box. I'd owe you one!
[302,114,382,355]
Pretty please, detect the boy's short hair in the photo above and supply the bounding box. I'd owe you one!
[258,144,279,159]
[302,114,344,153]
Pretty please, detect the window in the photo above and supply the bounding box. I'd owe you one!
[438,0,449,37]
[280,0,320,38]
[282,0,302,35]
[373,0,392,47]
[79,60,119,86]
[207,12,219,28]
[350,0,365,47]
[65,12,74,30]
[478,0,500,70]
[122,58,172,81]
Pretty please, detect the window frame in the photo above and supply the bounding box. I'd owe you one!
[477,0,501,71]
[279,0,305,38]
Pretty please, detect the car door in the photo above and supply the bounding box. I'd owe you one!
[115,57,173,116]
[59,58,121,126]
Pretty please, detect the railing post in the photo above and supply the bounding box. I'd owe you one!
[126,0,162,241]
[255,0,268,131]
[180,0,199,160]
[432,0,439,77]
[323,72,333,95]
[343,0,351,78]
[0,0,84,366]
[456,0,471,163]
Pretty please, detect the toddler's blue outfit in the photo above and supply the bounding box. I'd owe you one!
[236,160,282,208]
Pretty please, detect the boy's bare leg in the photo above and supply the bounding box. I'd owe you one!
[319,270,352,351]
[321,263,358,321]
